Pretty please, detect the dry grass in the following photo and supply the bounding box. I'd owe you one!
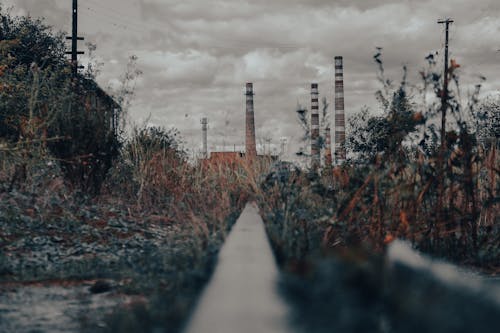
[258,141,499,271]
[0,126,274,332]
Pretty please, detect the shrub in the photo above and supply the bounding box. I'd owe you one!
[259,50,499,269]
[0,7,120,194]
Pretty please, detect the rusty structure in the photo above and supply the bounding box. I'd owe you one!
[201,83,279,168]
[245,83,257,159]
[334,56,346,162]
[201,117,208,159]
[311,83,320,170]
[80,78,121,137]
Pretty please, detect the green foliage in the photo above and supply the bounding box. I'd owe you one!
[260,163,331,263]
[0,8,120,193]
[104,126,187,206]
[476,97,500,144]
[0,6,70,138]
[0,8,66,68]
[46,81,121,194]
[260,49,499,269]
[126,126,185,167]
[347,63,424,163]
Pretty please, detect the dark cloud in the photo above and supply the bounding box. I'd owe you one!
[4,0,500,157]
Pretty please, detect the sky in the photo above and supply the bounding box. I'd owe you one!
[3,0,500,159]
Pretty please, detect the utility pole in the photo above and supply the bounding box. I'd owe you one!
[66,0,84,77]
[437,18,453,151]
[436,18,453,244]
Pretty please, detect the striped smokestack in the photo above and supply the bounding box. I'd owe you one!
[334,56,346,162]
[325,126,333,167]
[201,117,208,159]
[245,83,257,159]
[311,83,320,170]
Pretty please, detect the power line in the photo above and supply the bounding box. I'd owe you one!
[81,6,150,35]
[84,0,307,51]
[86,0,169,33]
[81,2,154,35]
[85,0,301,48]
[83,7,304,50]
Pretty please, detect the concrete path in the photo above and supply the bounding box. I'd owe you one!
[183,202,290,333]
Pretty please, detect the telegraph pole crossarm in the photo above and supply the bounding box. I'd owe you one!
[67,0,85,77]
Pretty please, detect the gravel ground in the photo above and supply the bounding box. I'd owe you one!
[0,282,132,333]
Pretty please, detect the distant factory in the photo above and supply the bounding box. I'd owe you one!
[200,56,347,170]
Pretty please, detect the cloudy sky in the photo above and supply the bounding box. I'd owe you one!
[4,0,500,158]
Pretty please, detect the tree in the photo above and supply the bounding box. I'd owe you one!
[476,97,500,146]
[0,7,121,194]
[347,52,424,163]
[0,7,71,141]
[347,87,423,162]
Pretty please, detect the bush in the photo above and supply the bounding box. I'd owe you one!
[0,7,120,194]
[259,50,500,269]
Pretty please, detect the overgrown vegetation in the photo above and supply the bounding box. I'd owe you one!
[0,8,258,332]
[260,50,499,268]
[1,124,255,331]
[0,6,120,194]
[1,5,499,332]
[258,50,499,333]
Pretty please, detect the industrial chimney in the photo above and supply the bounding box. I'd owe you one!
[334,56,346,162]
[325,126,333,167]
[245,83,257,159]
[311,83,320,170]
[201,117,208,159]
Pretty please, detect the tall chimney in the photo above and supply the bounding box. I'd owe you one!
[201,117,208,159]
[334,56,346,163]
[325,126,333,167]
[311,83,320,170]
[245,83,257,159]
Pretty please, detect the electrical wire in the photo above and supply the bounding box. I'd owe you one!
[81,6,152,35]
[83,0,307,51]
[86,0,156,32]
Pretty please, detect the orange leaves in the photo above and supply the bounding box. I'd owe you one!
[448,59,461,76]
[146,215,173,225]
[399,210,409,228]
[25,208,36,218]
[412,111,424,124]
[399,210,410,236]
[414,177,432,206]
[384,234,395,245]
[18,116,47,139]
[338,174,373,221]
